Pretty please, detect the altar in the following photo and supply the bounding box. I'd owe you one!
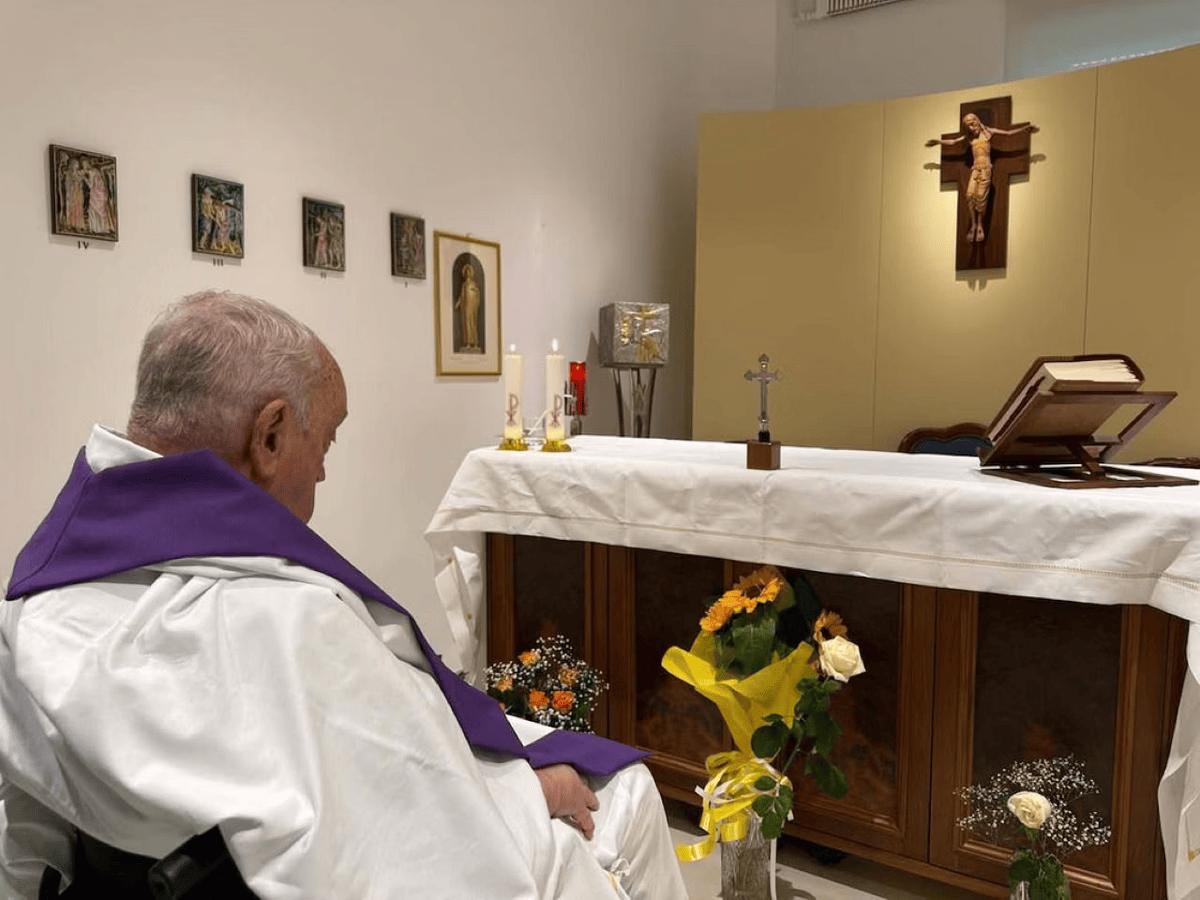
[426,437,1200,898]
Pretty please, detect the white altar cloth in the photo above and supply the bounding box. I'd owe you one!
[425,436,1200,897]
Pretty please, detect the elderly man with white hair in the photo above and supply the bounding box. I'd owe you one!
[0,291,687,899]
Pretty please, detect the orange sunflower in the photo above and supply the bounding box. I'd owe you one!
[812,610,848,644]
[700,566,787,632]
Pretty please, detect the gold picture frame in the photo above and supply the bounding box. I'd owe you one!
[433,231,501,376]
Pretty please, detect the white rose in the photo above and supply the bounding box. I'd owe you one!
[818,636,865,683]
[1007,791,1054,830]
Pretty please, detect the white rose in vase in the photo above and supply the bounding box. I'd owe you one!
[817,635,865,683]
[1007,791,1054,830]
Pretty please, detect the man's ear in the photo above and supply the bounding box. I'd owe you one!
[248,398,290,484]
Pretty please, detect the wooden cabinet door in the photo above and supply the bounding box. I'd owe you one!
[930,591,1181,900]
[486,535,610,735]
[784,574,937,860]
[607,547,734,802]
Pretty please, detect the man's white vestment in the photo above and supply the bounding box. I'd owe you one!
[0,427,685,899]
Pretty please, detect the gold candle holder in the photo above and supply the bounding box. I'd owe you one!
[498,437,529,451]
[541,438,572,453]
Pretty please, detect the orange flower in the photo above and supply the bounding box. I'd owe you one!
[551,691,575,712]
[812,610,848,644]
[558,667,579,686]
[519,650,540,667]
[495,676,514,692]
[529,689,549,710]
[699,599,736,634]
[725,567,785,614]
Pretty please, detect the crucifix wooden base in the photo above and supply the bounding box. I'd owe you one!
[934,96,1034,271]
[747,440,781,471]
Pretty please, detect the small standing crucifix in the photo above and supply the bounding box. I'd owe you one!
[744,353,780,442]
[744,354,782,471]
[926,96,1038,271]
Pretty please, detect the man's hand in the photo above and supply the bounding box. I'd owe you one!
[534,764,599,840]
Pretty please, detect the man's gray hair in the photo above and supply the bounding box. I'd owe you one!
[128,291,326,452]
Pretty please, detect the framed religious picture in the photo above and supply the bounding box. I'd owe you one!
[49,144,118,242]
[192,174,244,258]
[302,197,345,271]
[390,212,426,279]
[433,231,501,376]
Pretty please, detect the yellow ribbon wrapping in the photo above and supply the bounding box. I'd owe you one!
[662,636,816,861]
[675,751,793,862]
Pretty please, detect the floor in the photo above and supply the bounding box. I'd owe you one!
[666,801,982,900]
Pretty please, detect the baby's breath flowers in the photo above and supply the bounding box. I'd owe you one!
[957,757,1111,897]
[486,636,607,733]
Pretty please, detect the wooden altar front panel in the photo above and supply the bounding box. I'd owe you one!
[485,534,1186,898]
[930,591,1186,900]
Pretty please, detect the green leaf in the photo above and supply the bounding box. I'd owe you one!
[778,784,794,809]
[762,713,785,725]
[751,721,787,759]
[793,678,826,717]
[760,809,785,840]
[731,610,777,675]
[752,795,774,817]
[714,631,740,674]
[805,755,849,799]
[1030,856,1069,900]
[1008,850,1039,887]
[754,775,776,792]
[805,711,843,758]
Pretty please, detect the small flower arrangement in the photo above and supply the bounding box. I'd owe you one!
[956,757,1112,899]
[485,635,607,733]
[663,566,866,851]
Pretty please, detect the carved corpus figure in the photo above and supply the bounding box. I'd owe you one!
[927,112,1038,244]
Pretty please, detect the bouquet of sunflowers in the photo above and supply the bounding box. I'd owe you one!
[662,565,865,856]
[486,635,607,733]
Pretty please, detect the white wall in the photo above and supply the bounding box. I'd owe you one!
[775,0,1007,108]
[775,0,1199,108]
[0,0,776,656]
[1005,0,1200,79]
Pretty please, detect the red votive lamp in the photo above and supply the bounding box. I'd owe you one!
[569,362,587,416]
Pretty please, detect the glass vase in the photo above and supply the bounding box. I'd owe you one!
[720,814,775,900]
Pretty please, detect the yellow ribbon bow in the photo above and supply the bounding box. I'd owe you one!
[675,750,792,862]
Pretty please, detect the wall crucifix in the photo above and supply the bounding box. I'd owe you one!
[926,96,1038,271]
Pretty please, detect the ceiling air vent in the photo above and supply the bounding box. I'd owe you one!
[829,0,906,14]
[791,0,908,21]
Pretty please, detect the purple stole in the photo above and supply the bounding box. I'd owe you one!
[7,449,644,777]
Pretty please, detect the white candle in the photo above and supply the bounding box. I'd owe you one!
[503,344,523,441]
[545,338,566,442]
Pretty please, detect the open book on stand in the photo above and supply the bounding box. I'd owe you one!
[979,354,1197,489]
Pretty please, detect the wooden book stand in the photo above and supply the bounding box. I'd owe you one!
[980,384,1197,490]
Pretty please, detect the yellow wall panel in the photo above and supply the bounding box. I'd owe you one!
[872,69,1097,451]
[694,44,1200,463]
[1086,48,1200,461]
[692,105,884,448]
